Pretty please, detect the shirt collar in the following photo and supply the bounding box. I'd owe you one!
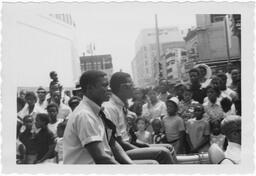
[82,96,101,115]
[110,94,125,107]
[227,141,241,149]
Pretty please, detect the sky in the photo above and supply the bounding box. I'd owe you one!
[68,3,197,75]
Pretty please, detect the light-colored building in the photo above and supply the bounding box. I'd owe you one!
[3,4,80,88]
[132,27,185,88]
[165,48,189,84]
[80,54,113,80]
[184,14,241,74]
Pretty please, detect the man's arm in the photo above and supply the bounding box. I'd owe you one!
[86,141,119,164]
[36,143,56,163]
[110,139,134,164]
[116,136,137,151]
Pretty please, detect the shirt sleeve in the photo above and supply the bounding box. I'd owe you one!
[75,112,102,146]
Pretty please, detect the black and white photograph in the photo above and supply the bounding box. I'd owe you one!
[1,1,255,174]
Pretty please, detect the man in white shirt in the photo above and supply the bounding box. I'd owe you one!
[35,87,48,113]
[103,72,175,164]
[63,70,133,164]
[220,115,241,164]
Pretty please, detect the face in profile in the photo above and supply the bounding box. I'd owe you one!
[189,71,200,84]
[93,76,110,104]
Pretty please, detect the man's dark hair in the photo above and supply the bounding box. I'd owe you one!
[206,85,221,97]
[189,68,200,75]
[79,70,107,93]
[49,71,57,78]
[36,113,50,125]
[217,72,227,80]
[46,103,59,111]
[110,72,131,94]
[25,91,37,101]
[220,97,233,112]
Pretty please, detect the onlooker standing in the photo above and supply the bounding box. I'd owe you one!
[36,87,48,112]
[134,117,152,144]
[220,115,241,164]
[228,69,240,92]
[55,121,66,164]
[50,90,71,120]
[142,89,167,130]
[19,115,37,164]
[194,64,212,88]
[188,68,207,104]
[49,71,59,91]
[185,104,210,153]
[47,103,63,137]
[220,97,236,118]
[34,113,56,164]
[203,86,224,122]
[163,97,185,154]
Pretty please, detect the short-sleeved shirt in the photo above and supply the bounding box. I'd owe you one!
[210,134,226,150]
[186,118,210,152]
[48,119,63,137]
[103,94,130,141]
[203,101,225,121]
[142,100,167,122]
[63,96,113,164]
[163,115,185,142]
[34,128,55,161]
[57,103,72,120]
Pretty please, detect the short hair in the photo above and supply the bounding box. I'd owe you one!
[217,72,227,80]
[25,91,37,101]
[79,70,107,92]
[68,96,81,107]
[210,119,221,129]
[206,85,221,97]
[36,113,50,125]
[50,71,57,78]
[220,97,233,112]
[135,117,149,128]
[37,86,46,93]
[46,103,59,111]
[189,68,200,75]
[110,72,131,94]
[221,115,241,136]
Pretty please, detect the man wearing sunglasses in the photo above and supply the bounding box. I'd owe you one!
[103,72,175,164]
[36,86,48,112]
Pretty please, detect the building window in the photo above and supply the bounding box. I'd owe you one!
[210,14,226,23]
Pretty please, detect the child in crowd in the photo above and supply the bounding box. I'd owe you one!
[49,71,59,91]
[142,89,167,132]
[16,122,26,164]
[135,117,152,144]
[34,113,56,164]
[163,97,185,154]
[220,97,236,118]
[47,103,63,137]
[210,119,228,151]
[178,85,199,122]
[203,86,224,122]
[151,118,167,144]
[19,115,37,164]
[186,104,210,153]
[55,121,66,164]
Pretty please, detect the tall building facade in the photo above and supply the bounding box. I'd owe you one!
[184,14,241,74]
[3,4,80,87]
[80,54,113,79]
[132,27,185,88]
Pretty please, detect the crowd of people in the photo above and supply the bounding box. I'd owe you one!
[16,63,241,164]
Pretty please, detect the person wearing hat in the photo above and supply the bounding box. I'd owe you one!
[36,86,48,112]
[194,64,212,88]
[220,115,241,164]
[163,97,185,154]
[68,96,81,111]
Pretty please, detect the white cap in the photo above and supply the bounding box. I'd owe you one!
[166,96,179,106]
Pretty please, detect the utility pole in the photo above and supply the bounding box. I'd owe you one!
[224,15,231,66]
[155,14,161,85]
